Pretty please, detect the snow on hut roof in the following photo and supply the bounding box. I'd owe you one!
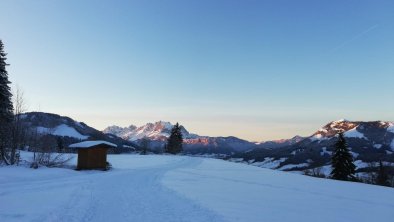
[69,140,117,149]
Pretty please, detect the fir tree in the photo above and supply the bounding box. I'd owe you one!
[330,132,356,181]
[376,160,389,186]
[166,123,183,154]
[0,40,14,164]
[140,137,149,155]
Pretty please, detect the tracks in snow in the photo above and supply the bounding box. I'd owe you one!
[32,157,224,222]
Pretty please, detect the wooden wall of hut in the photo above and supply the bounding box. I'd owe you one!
[77,147,107,170]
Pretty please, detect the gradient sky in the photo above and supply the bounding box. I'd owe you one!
[1,0,393,141]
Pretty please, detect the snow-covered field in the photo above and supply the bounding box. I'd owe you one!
[1,153,393,222]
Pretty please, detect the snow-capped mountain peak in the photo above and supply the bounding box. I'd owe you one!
[103,121,193,141]
[312,119,360,140]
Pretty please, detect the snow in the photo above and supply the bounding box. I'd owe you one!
[309,133,327,142]
[319,165,333,176]
[344,127,366,139]
[354,160,369,169]
[387,123,394,133]
[277,162,309,170]
[36,126,49,134]
[227,158,243,163]
[373,144,383,149]
[191,153,228,159]
[36,124,88,140]
[69,140,117,148]
[320,147,332,156]
[105,122,196,142]
[163,157,394,222]
[120,121,174,141]
[249,157,287,169]
[317,128,328,133]
[350,151,359,158]
[1,152,394,222]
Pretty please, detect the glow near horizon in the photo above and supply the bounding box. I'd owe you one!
[1,0,394,141]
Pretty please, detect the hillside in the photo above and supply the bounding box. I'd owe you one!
[236,119,394,177]
[19,112,136,150]
[0,152,393,222]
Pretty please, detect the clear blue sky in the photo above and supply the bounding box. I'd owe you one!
[1,0,393,141]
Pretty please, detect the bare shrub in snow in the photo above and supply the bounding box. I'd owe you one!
[28,132,73,168]
[304,167,325,178]
[10,86,29,165]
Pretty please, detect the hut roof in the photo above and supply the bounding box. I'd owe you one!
[69,140,117,149]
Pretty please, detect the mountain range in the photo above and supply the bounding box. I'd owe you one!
[103,122,255,153]
[20,112,394,175]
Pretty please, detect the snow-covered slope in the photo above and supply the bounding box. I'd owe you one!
[22,112,93,140]
[37,124,89,140]
[1,152,393,222]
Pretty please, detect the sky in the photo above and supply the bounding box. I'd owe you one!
[1,0,393,141]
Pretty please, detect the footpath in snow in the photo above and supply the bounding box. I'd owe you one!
[1,153,394,222]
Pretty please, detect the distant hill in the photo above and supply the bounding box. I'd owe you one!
[20,112,137,150]
[255,135,306,149]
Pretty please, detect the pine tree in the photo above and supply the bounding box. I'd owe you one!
[0,40,14,164]
[140,137,149,155]
[330,132,356,181]
[376,160,389,186]
[166,123,183,154]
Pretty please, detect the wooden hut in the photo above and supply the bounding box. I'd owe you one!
[69,140,117,170]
